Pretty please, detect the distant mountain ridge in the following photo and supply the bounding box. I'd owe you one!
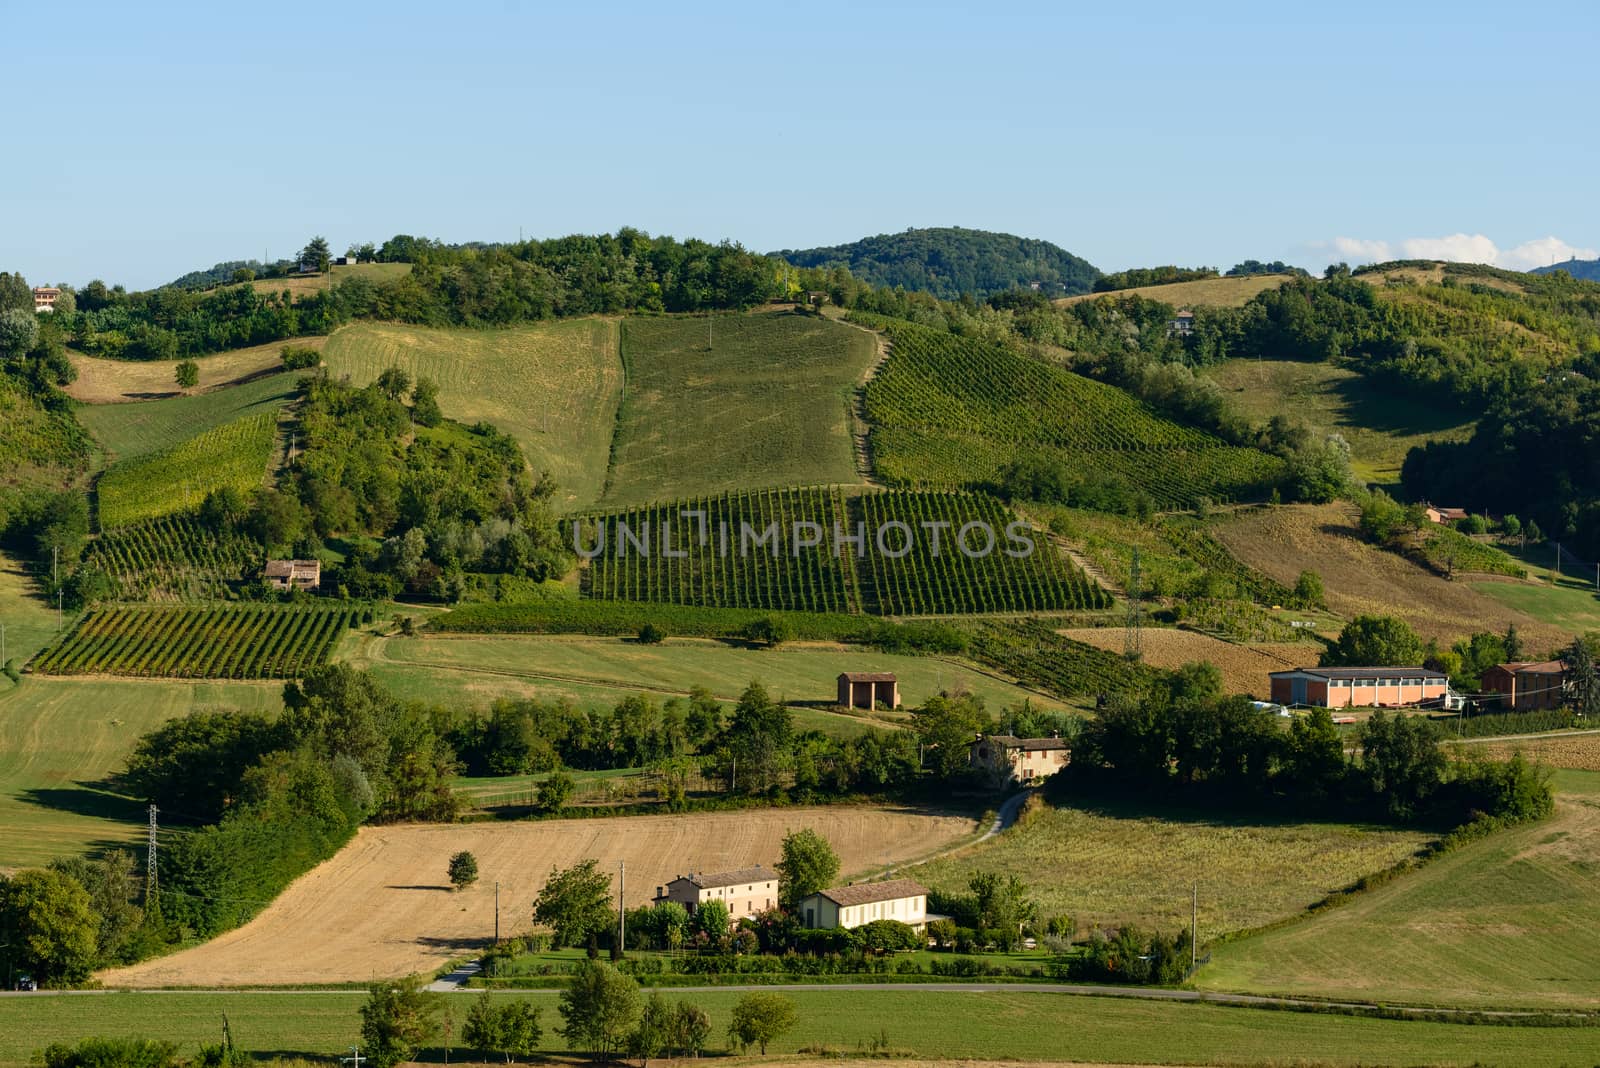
[1532,257,1600,282]
[774,227,1100,299]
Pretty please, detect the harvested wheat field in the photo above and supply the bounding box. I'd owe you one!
[1059,627,1311,697]
[1212,504,1563,648]
[1475,732,1600,771]
[100,806,978,987]
[66,337,325,403]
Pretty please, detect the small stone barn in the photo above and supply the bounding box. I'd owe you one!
[837,671,900,710]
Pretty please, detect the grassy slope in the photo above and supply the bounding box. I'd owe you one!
[1211,503,1564,648]
[1203,357,1475,484]
[348,633,1068,717]
[1201,770,1600,1010]
[0,376,91,492]
[321,320,622,509]
[0,676,283,869]
[65,337,325,405]
[908,798,1430,940]
[76,370,299,463]
[1056,273,1298,309]
[605,312,875,507]
[1,989,1594,1067]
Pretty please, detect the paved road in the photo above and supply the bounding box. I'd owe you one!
[4,981,1591,1020]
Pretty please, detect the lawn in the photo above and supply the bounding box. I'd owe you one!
[906,797,1432,941]
[349,633,1069,717]
[1200,769,1600,1009]
[604,312,876,507]
[65,337,325,405]
[1202,357,1475,484]
[75,370,299,464]
[321,320,622,509]
[1,989,1595,1067]
[0,676,283,868]
[1057,272,1297,309]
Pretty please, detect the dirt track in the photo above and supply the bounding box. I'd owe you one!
[100,806,978,987]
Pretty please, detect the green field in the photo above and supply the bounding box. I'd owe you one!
[908,797,1431,941]
[0,676,282,868]
[0,552,59,674]
[1,989,1595,1067]
[94,410,279,527]
[604,312,876,507]
[0,375,92,491]
[1058,272,1298,309]
[31,603,356,679]
[75,369,299,464]
[1203,357,1475,484]
[860,317,1283,507]
[321,320,622,508]
[1201,770,1600,1009]
[350,632,1069,716]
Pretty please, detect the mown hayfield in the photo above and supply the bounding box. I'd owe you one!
[66,336,325,405]
[605,312,876,507]
[100,806,980,986]
[0,676,283,869]
[1056,273,1298,309]
[352,633,1067,715]
[1476,733,1600,770]
[907,798,1431,942]
[1057,626,1305,697]
[95,410,278,527]
[3,989,1596,1068]
[0,552,58,674]
[321,320,622,507]
[1203,357,1475,483]
[76,370,299,464]
[1211,503,1563,648]
[1201,770,1600,1009]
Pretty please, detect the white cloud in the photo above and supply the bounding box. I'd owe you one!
[1317,232,1596,272]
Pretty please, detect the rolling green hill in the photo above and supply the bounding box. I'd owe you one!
[603,312,876,506]
[776,227,1099,298]
[859,316,1284,507]
[321,319,622,508]
[75,369,299,463]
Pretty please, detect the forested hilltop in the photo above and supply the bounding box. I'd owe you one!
[775,227,1100,299]
[1533,257,1600,282]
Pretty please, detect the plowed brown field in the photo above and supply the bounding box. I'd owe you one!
[1477,732,1600,771]
[100,806,978,987]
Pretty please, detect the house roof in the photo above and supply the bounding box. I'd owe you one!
[264,559,321,578]
[1428,506,1469,520]
[1270,666,1449,681]
[675,865,774,890]
[839,672,896,683]
[978,734,1070,752]
[1173,309,1195,319]
[1494,660,1566,675]
[811,878,928,907]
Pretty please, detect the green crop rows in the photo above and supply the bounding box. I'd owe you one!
[1160,519,1295,604]
[577,488,1109,616]
[29,604,353,679]
[856,316,1283,507]
[967,619,1165,699]
[853,491,1109,614]
[96,410,278,529]
[82,515,260,601]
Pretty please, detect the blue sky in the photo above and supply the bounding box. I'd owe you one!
[4,0,1596,289]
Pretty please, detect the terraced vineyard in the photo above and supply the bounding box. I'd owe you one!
[855,315,1283,507]
[96,411,278,528]
[30,604,355,679]
[82,515,260,601]
[578,488,1108,616]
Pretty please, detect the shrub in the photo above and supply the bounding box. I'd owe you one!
[448,850,479,891]
[281,344,321,370]
[40,1038,180,1068]
[637,622,664,644]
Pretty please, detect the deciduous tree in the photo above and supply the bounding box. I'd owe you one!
[776,828,839,910]
[558,960,641,1059]
[535,859,613,948]
[727,992,796,1054]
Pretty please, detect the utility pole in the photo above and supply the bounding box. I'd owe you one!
[341,1046,364,1068]
[145,805,159,908]
[494,882,500,945]
[1190,884,1197,972]
[1,623,7,669]
[617,861,626,955]
[707,310,713,350]
[1124,546,1142,660]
